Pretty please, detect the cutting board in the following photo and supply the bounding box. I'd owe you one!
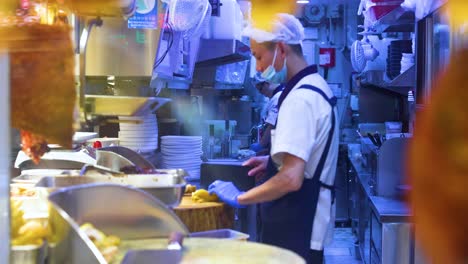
[173,196,234,232]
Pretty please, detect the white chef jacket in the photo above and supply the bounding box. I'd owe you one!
[270,71,339,250]
[264,91,282,126]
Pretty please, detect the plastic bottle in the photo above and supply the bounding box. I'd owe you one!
[408,90,415,134]
[208,125,215,159]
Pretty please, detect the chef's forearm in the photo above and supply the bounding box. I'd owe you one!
[237,174,290,204]
[237,154,305,204]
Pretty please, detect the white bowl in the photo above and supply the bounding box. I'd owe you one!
[119,130,158,137]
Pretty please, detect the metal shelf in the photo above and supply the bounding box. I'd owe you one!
[196,39,251,67]
[84,95,171,116]
[361,65,415,95]
[368,6,415,34]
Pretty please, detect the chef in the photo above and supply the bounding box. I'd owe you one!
[208,13,339,263]
[250,79,284,155]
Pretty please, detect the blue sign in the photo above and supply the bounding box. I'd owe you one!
[128,0,158,29]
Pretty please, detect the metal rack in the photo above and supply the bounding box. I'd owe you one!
[84,95,171,117]
[368,6,415,34]
[361,66,415,95]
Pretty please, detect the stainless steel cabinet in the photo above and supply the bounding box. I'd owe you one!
[358,180,371,264]
[336,144,351,223]
[347,157,359,235]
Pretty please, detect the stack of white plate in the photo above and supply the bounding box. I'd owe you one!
[161,136,203,179]
[118,115,158,153]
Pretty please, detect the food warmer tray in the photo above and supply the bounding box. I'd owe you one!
[35,171,187,208]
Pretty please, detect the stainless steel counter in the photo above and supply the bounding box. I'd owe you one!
[348,147,411,223]
[368,196,411,223]
[348,144,414,264]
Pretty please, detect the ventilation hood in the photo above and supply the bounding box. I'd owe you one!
[195,38,251,67]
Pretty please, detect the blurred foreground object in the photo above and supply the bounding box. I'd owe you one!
[448,0,468,27]
[409,49,468,263]
[0,23,76,162]
[250,0,296,31]
[0,0,16,15]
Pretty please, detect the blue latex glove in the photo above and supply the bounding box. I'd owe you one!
[208,180,245,208]
[250,142,263,152]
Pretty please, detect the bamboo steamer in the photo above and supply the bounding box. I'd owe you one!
[173,196,234,232]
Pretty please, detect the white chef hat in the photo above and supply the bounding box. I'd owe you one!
[243,13,305,45]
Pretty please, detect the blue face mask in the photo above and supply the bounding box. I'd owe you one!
[260,46,287,84]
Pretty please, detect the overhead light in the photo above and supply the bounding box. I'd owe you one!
[296,0,310,4]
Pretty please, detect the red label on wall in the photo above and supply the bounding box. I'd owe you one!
[319,48,336,68]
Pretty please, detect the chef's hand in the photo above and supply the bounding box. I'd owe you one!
[243,155,268,177]
[249,142,263,152]
[208,180,245,208]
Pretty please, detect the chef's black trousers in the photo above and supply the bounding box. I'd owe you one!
[309,249,324,264]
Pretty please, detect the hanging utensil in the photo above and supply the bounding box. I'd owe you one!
[373,132,383,147]
[367,133,379,147]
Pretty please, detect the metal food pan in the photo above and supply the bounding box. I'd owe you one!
[47,184,189,264]
[121,174,187,208]
[10,243,46,264]
[12,170,81,184]
[190,229,250,241]
[35,173,187,208]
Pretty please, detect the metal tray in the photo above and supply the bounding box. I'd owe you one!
[98,146,155,170]
[85,95,171,116]
[12,170,81,184]
[35,173,187,208]
[47,184,189,264]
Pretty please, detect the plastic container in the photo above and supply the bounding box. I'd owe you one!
[190,229,250,241]
[210,0,243,40]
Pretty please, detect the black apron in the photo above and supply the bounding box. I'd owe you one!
[258,84,337,263]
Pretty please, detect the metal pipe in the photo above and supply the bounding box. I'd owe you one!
[0,52,11,263]
[79,17,103,125]
[423,16,433,103]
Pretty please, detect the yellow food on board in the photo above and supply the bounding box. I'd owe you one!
[191,189,219,203]
[185,184,197,194]
[251,0,296,31]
